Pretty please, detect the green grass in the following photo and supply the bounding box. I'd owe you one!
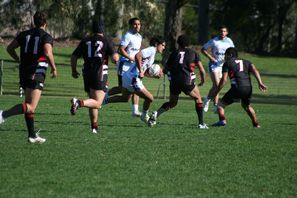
[0,44,297,196]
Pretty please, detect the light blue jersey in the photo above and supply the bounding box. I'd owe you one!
[202,36,234,68]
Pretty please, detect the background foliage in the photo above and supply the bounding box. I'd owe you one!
[0,0,297,55]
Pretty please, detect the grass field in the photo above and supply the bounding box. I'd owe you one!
[0,45,297,197]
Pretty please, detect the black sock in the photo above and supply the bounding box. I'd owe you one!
[25,113,35,138]
[195,102,204,124]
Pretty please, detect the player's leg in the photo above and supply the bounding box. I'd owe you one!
[240,89,260,128]
[24,88,44,141]
[135,87,154,123]
[131,94,141,117]
[189,85,208,129]
[205,70,220,112]
[86,89,106,133]
[108,88,131,103]
[108,75,123,96]
[148,93,179,127]
[212,88,234,127]
[241,103,260,128]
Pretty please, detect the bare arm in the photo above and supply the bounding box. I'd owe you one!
[135,51,144,78]
[201,47,216,63]
[118,45,135,62]
[197,61,206,86]
[250,64,267,92]
[70,54,80,79]
[6,39,20,63]
[44,43,57,78]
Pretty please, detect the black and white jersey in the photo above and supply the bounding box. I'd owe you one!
[222,58,252,87]
[72,35,116,75]
[166,48,200,85]
[16,28,53,76]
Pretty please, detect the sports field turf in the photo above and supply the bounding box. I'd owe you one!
[0,46,296,197]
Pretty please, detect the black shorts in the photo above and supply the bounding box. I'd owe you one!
[169,79,196,95]
[20,74,45,90]
[83,73,108,93]
[222,86,252,106]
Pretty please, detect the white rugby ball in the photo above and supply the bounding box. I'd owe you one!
[148,64,161,77]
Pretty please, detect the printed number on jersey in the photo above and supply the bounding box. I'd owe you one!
[86,41,103,58]
[235,60,244,72]
[25,35,40,54]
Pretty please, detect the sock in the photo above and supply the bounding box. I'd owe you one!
[132,104,139,113]
[91,121,98,130]
[25,113,36,138]
[205,96,210,102]
[142,110,148,116]
[79,100,84,107]
[195,102,204,124]
[2,103,27,119]
[219,113,226,121]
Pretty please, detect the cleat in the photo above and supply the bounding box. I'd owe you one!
[212,120,226,127]
[213,104,218,113]
[132,111,142,117]
[91,128,98,134]
[203,97,210,112]
[198,123,208,129]
[28,130,46,144]
[140,113,150,123]
[70,98,79,115]
[0,110,5,124]
[148,111,158,127]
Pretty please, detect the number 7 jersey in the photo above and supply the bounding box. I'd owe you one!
[222,57,253,87]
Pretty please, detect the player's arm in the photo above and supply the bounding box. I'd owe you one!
[44,43,57,78]
[118,45,135,62]
[196,61,206,86]
[6,39,20,63]
[135,51,144,78]
[201,47,216,63]
[70,54,80,78]
[250,64,267,92]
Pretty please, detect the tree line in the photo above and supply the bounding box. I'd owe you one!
[1,0,296,56]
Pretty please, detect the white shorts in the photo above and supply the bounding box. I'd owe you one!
[208,62,223,78]
[122,72,144,93]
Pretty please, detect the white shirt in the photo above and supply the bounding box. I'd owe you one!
[202,36,234,67]
[140,46,156,72]
[120,30,142,62]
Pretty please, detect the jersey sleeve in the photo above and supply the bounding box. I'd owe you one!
[222,62,229,73]
[72,39,85,57]
[42,33,54,46]
[120,33,130,47]
[202,39,214,50]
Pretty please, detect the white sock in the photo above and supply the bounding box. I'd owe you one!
[132,104,139,113]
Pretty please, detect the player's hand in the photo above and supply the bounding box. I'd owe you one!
[259,83,267,92]
[157,69,164,79]
[51,69,57,78]
[72,70,80,79]
[139,70,144,79]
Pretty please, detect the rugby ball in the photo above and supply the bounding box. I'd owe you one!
[147,64,161,77]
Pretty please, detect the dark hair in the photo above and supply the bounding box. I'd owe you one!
[219,25,228,31]
[225,47,238,58]
[92,20,104,33]
[177,35,190,47]
[33,11,47,27]
[128,17,140,26]
[149,36,165,46]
